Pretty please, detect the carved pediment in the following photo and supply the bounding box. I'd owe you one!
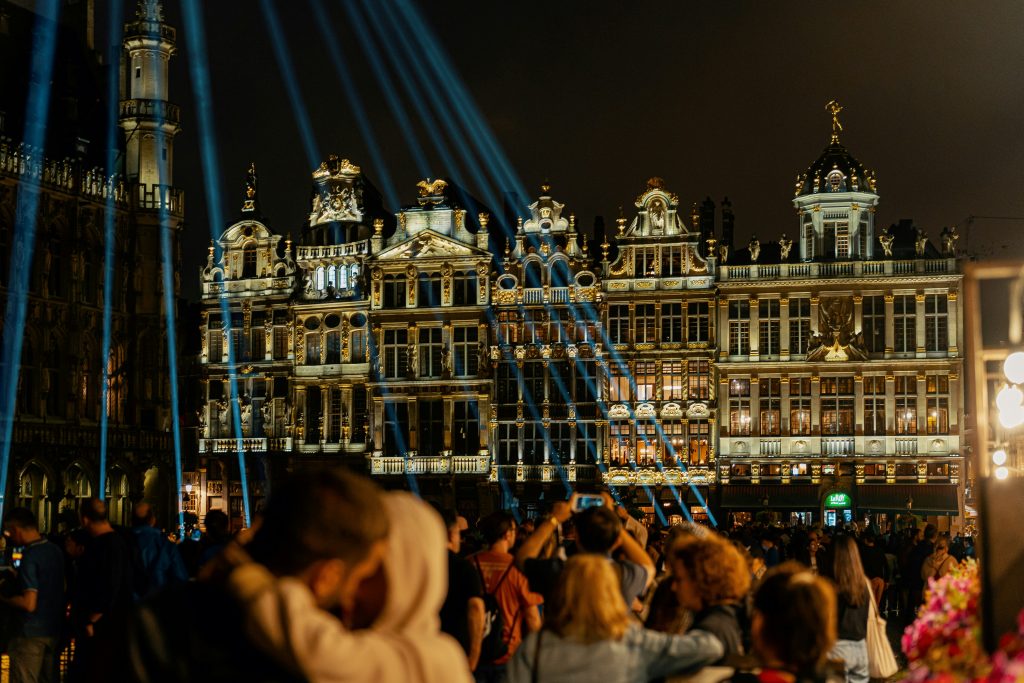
[219,220,277,247]
[374,230,484,261]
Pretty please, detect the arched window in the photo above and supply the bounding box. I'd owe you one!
[18,465,48,531]
[524,260,543,288]
[107,344,126,423]
[326,265,337,289]
[242,245,258,278]
[827,170,844,192]
[64,465,93,510]
[338,265,348,289]
[315,266,325,290]
[551,259,571,288]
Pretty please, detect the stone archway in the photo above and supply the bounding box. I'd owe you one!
[107,466,131,527]
[59,463,95,531]
[17,462,53,532]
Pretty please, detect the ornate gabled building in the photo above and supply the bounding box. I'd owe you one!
[0,0,183,530]
[487,185,603,510]
[599,179,717,521]
[193,102,965,530]
[366,178,493,503]
[197,164,297,517]
[714,103,963,530]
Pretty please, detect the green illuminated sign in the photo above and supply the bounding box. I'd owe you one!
[825,492,852,508]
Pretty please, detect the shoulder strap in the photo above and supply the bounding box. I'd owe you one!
[492,560,515,593]
[475,555,515,595]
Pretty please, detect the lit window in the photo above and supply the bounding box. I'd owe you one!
[729,378,751,436]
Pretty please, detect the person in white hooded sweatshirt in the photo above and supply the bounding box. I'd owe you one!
[127,469,473,683]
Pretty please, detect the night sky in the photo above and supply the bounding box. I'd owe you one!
[154,1,1024,298]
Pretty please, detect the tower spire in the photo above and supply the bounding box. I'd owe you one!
[136,0,163,21]
[120,0,178,187]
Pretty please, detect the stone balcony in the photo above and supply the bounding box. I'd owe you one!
[199,437,293,453]
[369,451,491,476]
[717,258,957,282]
[603,466,716,487]
[721,434,961,459]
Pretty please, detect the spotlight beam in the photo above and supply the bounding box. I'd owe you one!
[99,0,125,499]
[308,0,399,210]
[0,0,62,518]
[182,0,252,527]
[258,0,321,170]
[340,0,431,177]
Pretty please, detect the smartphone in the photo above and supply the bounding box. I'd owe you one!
[11,547,23,569]
[572,494,604,512]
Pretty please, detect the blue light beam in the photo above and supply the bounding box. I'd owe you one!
[0,0,62,519]
[181,0,251,527]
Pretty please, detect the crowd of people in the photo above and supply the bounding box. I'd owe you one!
[0,468,967,683]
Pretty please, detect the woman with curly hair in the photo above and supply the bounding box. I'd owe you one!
[670,533,753,663]
[507,554,724,682]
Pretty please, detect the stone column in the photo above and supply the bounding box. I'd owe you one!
[853,295,863,333]
[947,290,959,355]
[749,297,760,359]
[718,300,730,360]
[780,375,791,436]
[884,294,895,357]
[854,375,865,436]
[810,296,821,336]
[408,396,418,451]
[885,375,896,435]
[295,386,307,444]
[916,374,927,435]
[915,293,927,358]
[780,297,791,360]
[810,376,821,437]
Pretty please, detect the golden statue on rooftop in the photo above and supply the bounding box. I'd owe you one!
[826,100,843,143]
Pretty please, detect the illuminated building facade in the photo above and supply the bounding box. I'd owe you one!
[195,109,964,527]
[715,108,964,529]
[0,0,182,529]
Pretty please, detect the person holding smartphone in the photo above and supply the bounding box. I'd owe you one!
[515,492,655,609]
[1,507,65,683]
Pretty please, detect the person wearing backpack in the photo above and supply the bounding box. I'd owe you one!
[470,512,542,683]
[130,502,188,601]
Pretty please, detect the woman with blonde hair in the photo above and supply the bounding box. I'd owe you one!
[507,554,723,682]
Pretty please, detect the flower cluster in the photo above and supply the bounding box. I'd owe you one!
[903,560,989,681]
[903,560,1024,682]
[989,611,1024,683]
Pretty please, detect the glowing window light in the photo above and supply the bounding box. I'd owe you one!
[1005,352,1024,385]
[993,449,1008,466]
[995,466,1010,480]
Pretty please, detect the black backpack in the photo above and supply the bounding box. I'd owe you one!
[473,556,517,665]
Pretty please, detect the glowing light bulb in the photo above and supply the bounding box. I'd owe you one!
[1005,352,1024,384]
[999,404,1024,429]
[993,449,1008,466]
[996,384,1024,414]
[995,466,1010,480]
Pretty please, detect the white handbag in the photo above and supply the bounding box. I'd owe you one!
[864,577,899,678]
